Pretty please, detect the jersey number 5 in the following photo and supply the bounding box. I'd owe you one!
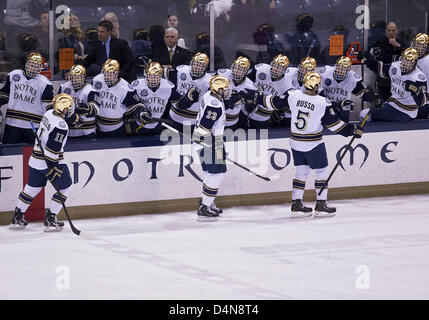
[295,110,310,131]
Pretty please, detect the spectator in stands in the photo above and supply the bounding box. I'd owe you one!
[194,32,227,70]
[10,32,42,70]
[152,27,191,70]
[33,11,49,59]
[167,14,187,49]
[286,13,321,65]
[371,21,407,100]
[131,28,152,74]
[101,12,120,39]
[58,14,86,65]
[84,20,136,83]
[3,0,49,58]
[83,28,98,55]
[319,25,351,65]
[253,23,285,64]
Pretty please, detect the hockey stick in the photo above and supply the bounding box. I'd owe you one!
[30,121,94,239]
[317,113,370,196]
[151,118,273,181]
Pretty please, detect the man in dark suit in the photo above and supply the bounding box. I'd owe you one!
[152,27,191,70]
[84,20,136,83]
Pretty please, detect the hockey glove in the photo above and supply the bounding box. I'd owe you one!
[65,113,84,128]
[75,102,99,117]
[404,80,419,94]
[340,99,355,111]
[134,105,152,125]
[353,124,364,139]
[404,80,426,105]
[186,87,200,102]
[46,166,63,183]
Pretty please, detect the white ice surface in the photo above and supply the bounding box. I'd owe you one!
[1,194,429,300]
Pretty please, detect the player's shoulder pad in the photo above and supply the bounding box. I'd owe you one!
[319,67,326,74]
[176,64,188,72]
[131,79,140,87]
[325,97,332,105]
[207,97,223,108]
[161,78,175,89]
[58,119,68,129]
[217,68,228,74]
[417,71,427,82]
[35,73,52,85]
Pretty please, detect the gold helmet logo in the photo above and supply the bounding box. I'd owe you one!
[272,54,289,67]
[69,64,86,76]
[336,56,352,68]
[102,59,120,72]
[27,52,43,64]
[299,56,317,71]
[145,62,163,75]
[192,52,209,65]
[401,48,419,61]
[53,93,74,115]
[210,75,230,98]
[413,33,429,45]
[233,56,250,69]
[303,72,322,91]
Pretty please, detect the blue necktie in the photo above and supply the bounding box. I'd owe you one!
[101,43,107,64]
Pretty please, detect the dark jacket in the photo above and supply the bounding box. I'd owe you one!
[152,44,191,68]
[83,37,136,83]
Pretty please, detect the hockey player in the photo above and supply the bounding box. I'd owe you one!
[261,72,363,217]
[247,54,291,128]
[58,65,100,139]
[128,62,199,135]
[217,56,258,130]
[319,56,381,122]
[359,48,427,122]
[0,52,54,144]
[92,59,150,137]
[167,52,211,132]
[410,33,429,119]
[10,93,81,230]
[193,75,230,220]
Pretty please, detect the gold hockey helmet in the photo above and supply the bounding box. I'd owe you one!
[411,33,429,57]
[190,52,209,77]
[303,71,322,91]
[210,75,230,99]
[400,48,419,73]
[102,59,120,85]
[270,54,289,79]
[231,56,250,81]
[69,65,86,89]
[298,56,316,82]
[53,93,74,116]
[145,61,163,88]
[25,52,43,78]
[334,56,352,81]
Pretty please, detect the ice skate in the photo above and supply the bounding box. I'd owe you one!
[44,210,64,232]
[9,208,28,230]
[290,199,313,218]
[199,199,223,215]
[197,203,219,222]
[314,200,336,218]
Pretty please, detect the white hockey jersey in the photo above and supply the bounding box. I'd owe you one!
[320,65,363,101]
[380,61,427,118]
[29,109,69,170]
[92,74,139,132]
[169,65,211,125]
[262,89,351,152]
[59,82,99,137]
[417,54,429,94]
[3,70,53,129]
[194,91,226,137]
[133,78,174,129]
[250,63,291,122]
[217,68,256,127]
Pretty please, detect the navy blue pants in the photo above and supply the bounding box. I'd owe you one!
[28,164,72,189]
[371,103,412,122]
[292,143,328,169]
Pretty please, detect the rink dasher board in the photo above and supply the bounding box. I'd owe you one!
[1,127,428,214]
